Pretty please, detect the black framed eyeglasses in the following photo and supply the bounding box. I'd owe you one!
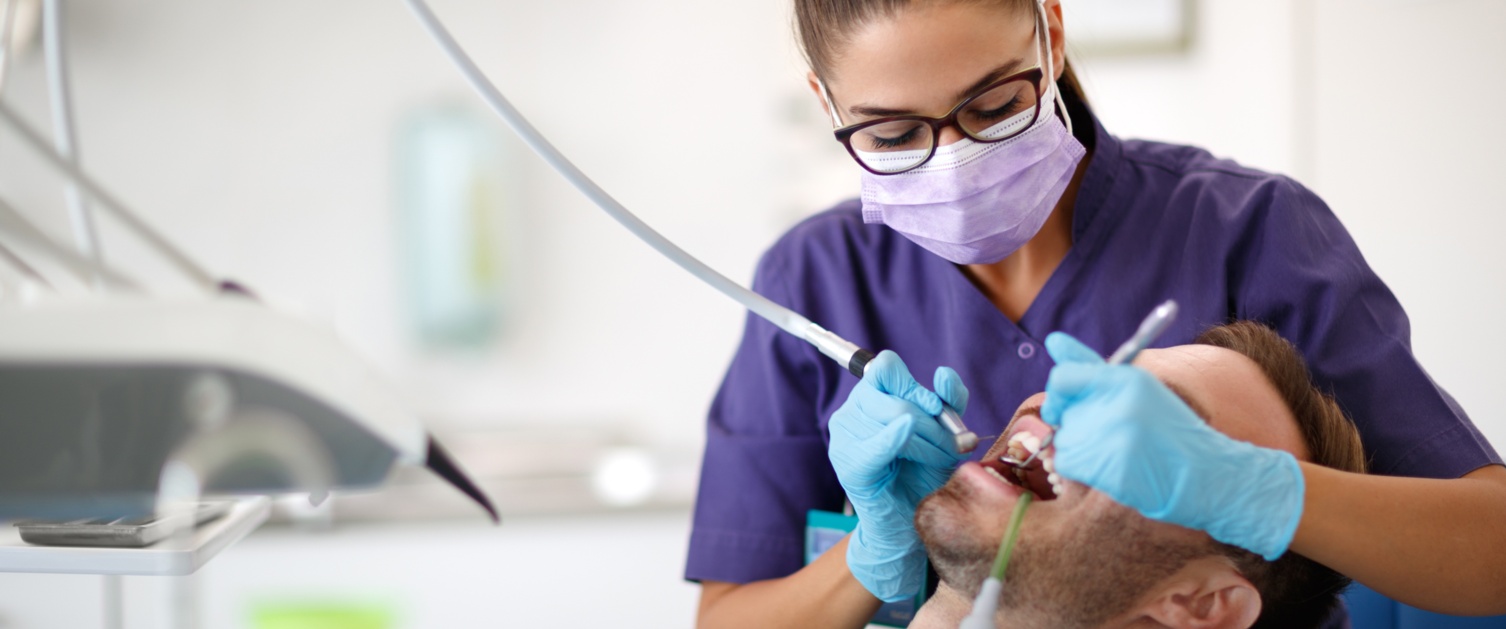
[831,67,1045,176]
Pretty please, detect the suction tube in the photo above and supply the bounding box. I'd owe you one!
[398,1,830,354]
[399,0,979,452]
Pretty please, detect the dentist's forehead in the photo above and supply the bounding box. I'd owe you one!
[1133,345,1309,460]
[825,2,1035,110]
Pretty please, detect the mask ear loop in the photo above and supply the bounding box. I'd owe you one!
[1035,0,1073,137]
[817,77,843,128]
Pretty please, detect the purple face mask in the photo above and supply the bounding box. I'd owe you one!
[858,103,1085,265]
[845,0,1085,266]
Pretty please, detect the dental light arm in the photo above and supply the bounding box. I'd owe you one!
[0,238,51,288]
[0,102,217,292]
[0,0,17,96]
[41,0,103,274]
[0,194,138,289]
[399,0,978,452]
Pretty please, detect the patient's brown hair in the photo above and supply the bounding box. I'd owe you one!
[1195,321,1367,628]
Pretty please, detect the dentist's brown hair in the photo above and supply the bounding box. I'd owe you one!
[792,0,1087,103]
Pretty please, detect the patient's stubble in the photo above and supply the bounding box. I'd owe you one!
[916,476,1209,629]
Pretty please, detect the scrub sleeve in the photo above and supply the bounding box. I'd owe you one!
[685,251,845,583]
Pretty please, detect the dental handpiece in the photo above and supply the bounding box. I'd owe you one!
[1106,300,1179,366]
[400,0,982,453]
[1001,300,1180,469]
[938,404,978,454]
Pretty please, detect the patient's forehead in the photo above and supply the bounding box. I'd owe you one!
[1134,345,1309,460]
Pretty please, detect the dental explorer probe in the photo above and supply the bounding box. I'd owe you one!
[400,0,980,453]
[998,300,1180,471]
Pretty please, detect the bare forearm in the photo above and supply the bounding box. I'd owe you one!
[697,536,882,629]
[1292,463,1506,614]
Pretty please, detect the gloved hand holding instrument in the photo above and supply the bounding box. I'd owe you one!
[828,351,970,601]
[1039,330,1305,560]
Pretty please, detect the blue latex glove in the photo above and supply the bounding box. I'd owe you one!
[1039,332,1304,560]
[828,350,969,602]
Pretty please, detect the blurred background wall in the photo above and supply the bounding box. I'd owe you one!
[0,0,1501,627]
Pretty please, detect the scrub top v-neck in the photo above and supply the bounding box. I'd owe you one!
[684,97,1501,587]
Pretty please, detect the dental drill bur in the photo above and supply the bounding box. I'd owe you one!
[999,300,1180,470]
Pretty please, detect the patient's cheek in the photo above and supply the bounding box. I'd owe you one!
[1077,483,1134,516]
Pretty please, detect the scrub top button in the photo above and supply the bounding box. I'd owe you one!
[1018,343,1036,359]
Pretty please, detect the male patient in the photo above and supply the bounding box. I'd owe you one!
[910,321,1367,629]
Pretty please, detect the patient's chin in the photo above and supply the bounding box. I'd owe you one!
[916,484,995,595]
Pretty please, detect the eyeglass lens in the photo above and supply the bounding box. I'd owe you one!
[850,78,1040,174]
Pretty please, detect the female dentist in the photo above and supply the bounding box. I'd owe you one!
[688,0,1506,626]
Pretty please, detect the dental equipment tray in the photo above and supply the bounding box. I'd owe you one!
[0,496,269,576]
[15,500,234,548]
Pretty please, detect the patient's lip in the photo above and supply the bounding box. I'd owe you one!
[1006,412,1053,444]
[983,410,1053,462]
[957,461,1028,501]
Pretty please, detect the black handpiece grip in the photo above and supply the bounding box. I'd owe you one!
[847,348,877,378]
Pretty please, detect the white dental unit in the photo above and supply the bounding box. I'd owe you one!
[0,0,495,565]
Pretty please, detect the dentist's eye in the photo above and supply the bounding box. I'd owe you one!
[968,96,1025,123]
[856,120,930,151]
[868,129,919,149]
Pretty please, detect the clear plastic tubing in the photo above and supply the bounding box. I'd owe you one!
[396,0,878,371]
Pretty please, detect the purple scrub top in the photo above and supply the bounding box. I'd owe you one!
[685,98,1501,598]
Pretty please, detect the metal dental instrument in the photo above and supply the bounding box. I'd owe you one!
[999,300,1180,470]
[400,0,980,453]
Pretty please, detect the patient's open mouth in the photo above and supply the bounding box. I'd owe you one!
[980,415,1062,501]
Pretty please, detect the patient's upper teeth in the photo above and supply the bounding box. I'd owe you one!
[1042,455,1055,474]
[1018,434,1041,454]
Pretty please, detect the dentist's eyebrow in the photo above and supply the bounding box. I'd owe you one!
[953,57,1027,101]
[846,57,1027,119]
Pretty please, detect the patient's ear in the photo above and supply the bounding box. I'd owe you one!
[1137,556,1261,629]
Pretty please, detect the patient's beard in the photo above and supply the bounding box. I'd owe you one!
[916,479,1209,629]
